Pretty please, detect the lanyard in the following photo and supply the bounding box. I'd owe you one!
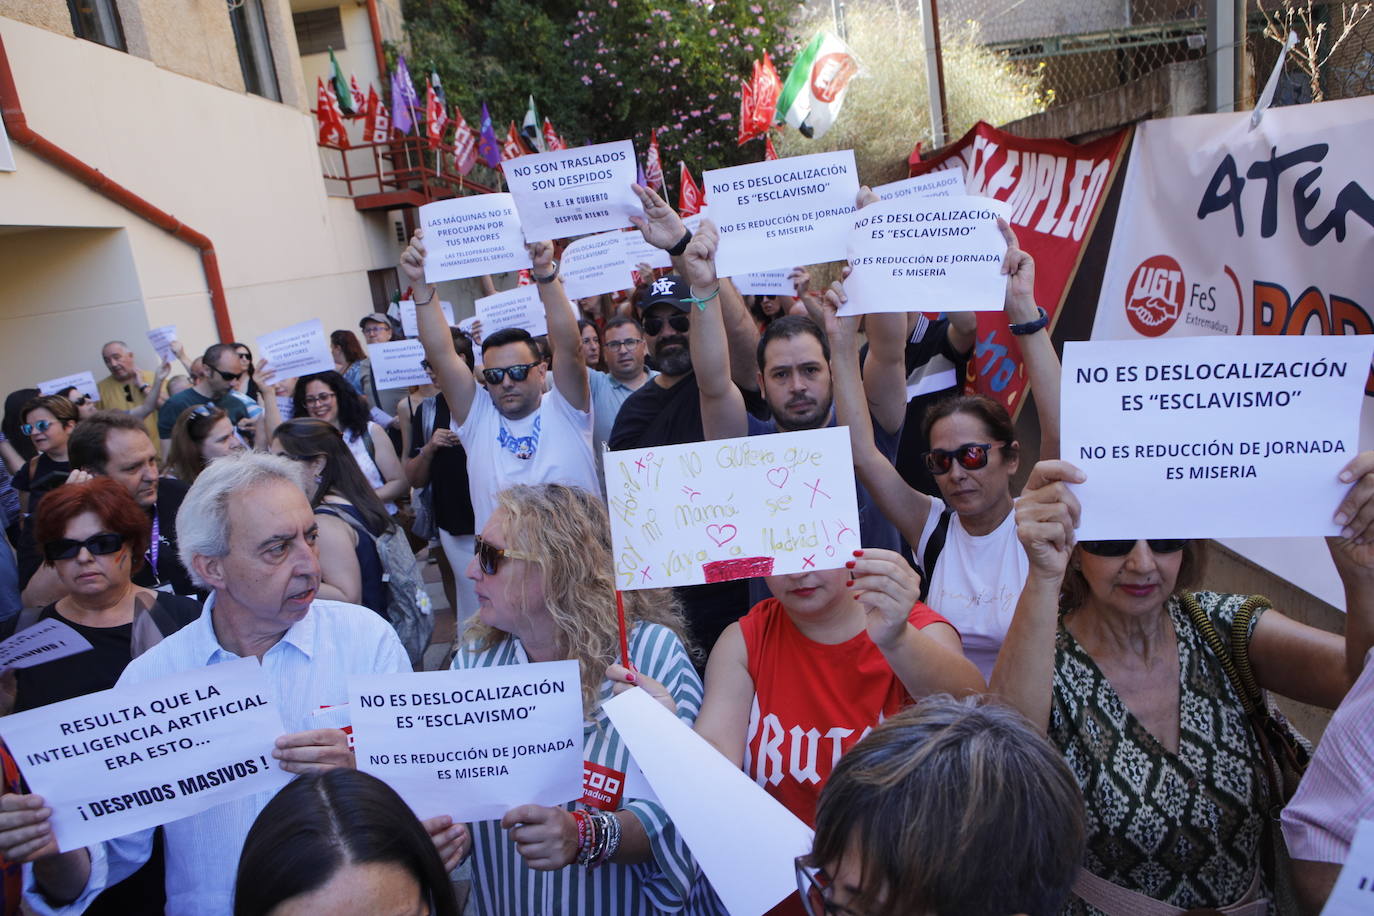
[147,509,160,579]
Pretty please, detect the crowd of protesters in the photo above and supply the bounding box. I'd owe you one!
[0,178,1368,916]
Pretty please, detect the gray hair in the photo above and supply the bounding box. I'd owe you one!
[177,452,309,588]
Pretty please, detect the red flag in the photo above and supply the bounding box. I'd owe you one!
[752,53,782,133]
[451,105,477,175]
[349,74,366,117]
[315,77,349,148]
[737,77,756,145]
[644,129,664,191]
[502,121,527,160]
[678,162,702,216]
[542,117,567,151]
[362,85,391,144]
[764,133,779,161]
[425,80,447,147]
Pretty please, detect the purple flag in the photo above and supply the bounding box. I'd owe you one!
[478,103,502,169]
[390,70,414,134]
[394,54,421,133]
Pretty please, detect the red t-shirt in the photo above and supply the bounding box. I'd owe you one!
[741,597,951,827]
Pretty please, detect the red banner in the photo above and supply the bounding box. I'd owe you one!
[909,122,1130,415]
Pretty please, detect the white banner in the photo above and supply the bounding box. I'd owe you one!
[420,194,531,283]
[398,299,456,339]
[732,270,794,296]
[0,619,92,671]
[603,427,860,590]
[350,661,583,822]
[38,372,98,402]
[561,231,632,300]
[1091,96,1374,609]
[873,169,966,200]
[842,196,1010,314]
[256,319,333,379]
[1062,335,1372,539]
[368,340,429,390]
[704,150,860,276]
[504,140,640,240]
[475,286,547,339]
[0,657,288,851]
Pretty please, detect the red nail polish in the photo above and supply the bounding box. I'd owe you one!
[852,549,864,557]
[844,560,855,569]
[626,672,636,684]
[845,580,853,587]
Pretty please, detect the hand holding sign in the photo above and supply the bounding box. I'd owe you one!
[501,804,579,870]
[1331,451,1374,572]
[1013,459,1086,582]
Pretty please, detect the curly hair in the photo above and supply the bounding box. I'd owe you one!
[292,371,370,439]
[465,484,694,714]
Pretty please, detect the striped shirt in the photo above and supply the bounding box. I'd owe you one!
[24,595,410,916]
[1281,648,1374,863]
[457,621,722,915]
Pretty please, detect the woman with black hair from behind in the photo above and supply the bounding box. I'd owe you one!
[233,768,465,916]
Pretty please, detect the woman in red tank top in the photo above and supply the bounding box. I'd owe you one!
[690,547,985,915]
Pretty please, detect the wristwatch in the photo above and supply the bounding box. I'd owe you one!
[535,261,560,283]
[1009,306,1049,336]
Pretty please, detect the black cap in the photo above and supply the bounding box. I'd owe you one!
[637,275,690,313]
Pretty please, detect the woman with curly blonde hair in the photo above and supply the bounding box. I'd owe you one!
[454,483,717,915]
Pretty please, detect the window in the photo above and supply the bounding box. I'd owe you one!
[67,0,126,51]
[229,0,281,101]
[293,8,345,57]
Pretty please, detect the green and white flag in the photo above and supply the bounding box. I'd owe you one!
[778,31,859,139]
[328,48,355,115]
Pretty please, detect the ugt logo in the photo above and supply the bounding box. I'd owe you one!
[1125,254,1185,337]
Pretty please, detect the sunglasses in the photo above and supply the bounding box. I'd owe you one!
[473,534,536,575]
[216,368,244,382]
[604,338,644,351]
[44,532,126,563]
[21,420,58,435]
[643,314,690,336]
[481,363,539,385]
[923,441,1008,475]
[1079,539,1188,557]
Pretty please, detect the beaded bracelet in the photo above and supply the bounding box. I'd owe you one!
[572,810,591,865]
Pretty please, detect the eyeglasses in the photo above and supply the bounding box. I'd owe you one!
[21,420,55,435]
[1079,539,1188,557]
[303,393,336,406]
[481,363,539,385]
[216,368,244,382]
[604,338,644,351]
[473,534,536,575]
[923,441,1008,475]
[43,532,127,563]
[642,314,690,336]
[796,858,860,916]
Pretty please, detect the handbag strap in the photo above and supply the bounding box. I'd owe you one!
[1074,864,1266,916]
[1180,593,1268,717]
[1228,597,1272,708]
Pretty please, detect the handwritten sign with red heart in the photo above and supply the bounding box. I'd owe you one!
[705,524,738,547]
[765,467,789,488]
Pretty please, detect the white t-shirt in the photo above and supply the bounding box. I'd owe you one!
[917,497,1028,681]
[457,384,598,531]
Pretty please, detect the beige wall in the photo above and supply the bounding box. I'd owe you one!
[1,15,399,381]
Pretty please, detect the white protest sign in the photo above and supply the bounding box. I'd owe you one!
[350,660,582,822]
[622,229,673,272]
[38,372,98,402]
[874,169,966,200]
[1322,819,1374,915]
[255,319,333,379]
[419,193,532,283]
[0,619,92,671]
[398,299,457,339]
[842,196,1010,315]
[603,426,860,590]
[0,656,288,851]
[562,232,632,300]
[732,270,794,296]
[1062,335,1374,540]
[368,340,429,390]
[604,688,811,916]
[682,208,710,235]
[704,150,859,277]
[146,325,178,363]
[475,286,547,339]
[504,140,640,240]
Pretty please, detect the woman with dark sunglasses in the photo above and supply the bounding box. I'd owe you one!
[11,395,79,515]
[10,478,200,912]
[991,457,1374,915]
[821,220,1061,682]
[454,483,719,915]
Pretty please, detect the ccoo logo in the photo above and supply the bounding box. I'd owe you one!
[810,53,858,104]
[1125,254,1185,337]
